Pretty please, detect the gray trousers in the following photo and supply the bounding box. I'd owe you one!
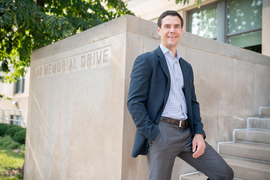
[147,122,234,180]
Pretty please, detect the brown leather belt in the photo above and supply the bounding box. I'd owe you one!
[160,118,188,128]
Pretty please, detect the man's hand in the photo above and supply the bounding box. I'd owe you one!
[192,134,205,158]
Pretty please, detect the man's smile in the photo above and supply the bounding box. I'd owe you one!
[167,36,178,39]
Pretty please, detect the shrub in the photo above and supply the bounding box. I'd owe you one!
[20,144,25,157]
[0,124,26,146]
[0,123,20,137]
[5,126,24,138]
[0,123,10,136]
[13,129,27,145]
[0,135,20,149]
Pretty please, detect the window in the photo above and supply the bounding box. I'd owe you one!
[188,3,218,39]
[10,115,21,126]
[15,76,25,94]
[227,0,262,52]
[187,0,262,53]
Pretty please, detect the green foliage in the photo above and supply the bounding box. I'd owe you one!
[0,124,16,137]
[0,175,23,180]
[0,136,20,149]
[5,126,23,139]
[0,0,134,83]
[0,145,24,179]
[19,144,25,157]
[13,129,26,145]
[0,124,8,136]
[174,0,202,8]
[0,124,26,145]
[0,94,12,100]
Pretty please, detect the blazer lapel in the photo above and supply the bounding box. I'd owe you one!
[156,47,170,80]
[156,47,171,110]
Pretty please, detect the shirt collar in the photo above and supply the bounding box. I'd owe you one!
[159,44,181,60]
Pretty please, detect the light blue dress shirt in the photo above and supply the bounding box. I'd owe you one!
[160,44,188,120]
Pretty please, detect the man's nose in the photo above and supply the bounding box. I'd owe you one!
[170,27,175,33]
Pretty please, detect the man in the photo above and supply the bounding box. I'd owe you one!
[127,10,234,180]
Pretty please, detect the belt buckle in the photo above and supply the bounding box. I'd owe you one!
[179,120,182,127]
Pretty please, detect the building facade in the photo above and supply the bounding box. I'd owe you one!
[123,0,270,56]
[0,67,29,127]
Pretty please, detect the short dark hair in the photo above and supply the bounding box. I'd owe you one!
[157,10,184,28]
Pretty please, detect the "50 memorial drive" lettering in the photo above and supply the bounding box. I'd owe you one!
[36,46,111,79]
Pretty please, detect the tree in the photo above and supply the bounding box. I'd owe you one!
[0,0,133,83]
[175,0,202,8]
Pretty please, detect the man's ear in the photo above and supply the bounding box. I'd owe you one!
[157,28,161,35]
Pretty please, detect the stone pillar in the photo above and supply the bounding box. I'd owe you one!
[262,0,270,56]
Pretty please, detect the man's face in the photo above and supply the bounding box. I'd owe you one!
[158,15,183,51]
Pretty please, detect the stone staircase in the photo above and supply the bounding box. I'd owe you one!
[180,107,270,180]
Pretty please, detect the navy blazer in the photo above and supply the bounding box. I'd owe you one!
[127,46,205,158]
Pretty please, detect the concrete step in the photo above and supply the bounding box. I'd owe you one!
[248,117,270,130]
[180,172,207,180]
[180,172,242,180]
[223,156,270,180]
[234,129,270,144]
[180,156,270,180]
[260,107,270,117]
[219,142,270,162]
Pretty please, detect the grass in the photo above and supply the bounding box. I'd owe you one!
[0,125,26,180]
[0,144,24,180]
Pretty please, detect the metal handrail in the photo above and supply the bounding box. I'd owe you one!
[0,108,28,126]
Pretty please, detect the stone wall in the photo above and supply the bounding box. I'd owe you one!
[25,15,270,180]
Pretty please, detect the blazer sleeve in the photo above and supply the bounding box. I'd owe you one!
[127,55,159,142]
[189,64,206,138]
